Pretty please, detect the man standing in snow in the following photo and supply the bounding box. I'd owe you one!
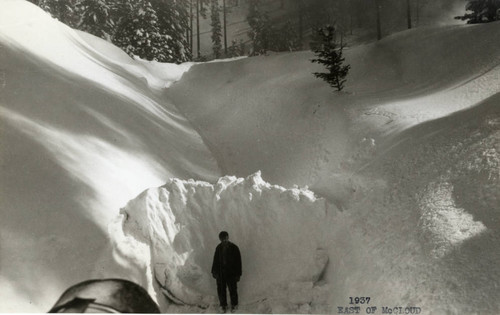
[212,231,242,313]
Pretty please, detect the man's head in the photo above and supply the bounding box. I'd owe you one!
[219,231,229,242]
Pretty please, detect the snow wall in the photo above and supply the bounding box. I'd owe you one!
[162,20,500,314]
[112,172,334,313]
[323,96,500,314]
[0,0,219,311]
[113,93,500,314]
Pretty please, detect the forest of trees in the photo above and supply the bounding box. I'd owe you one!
[455,0,500,23]
[28,0,191,63]
[28,0,478,63]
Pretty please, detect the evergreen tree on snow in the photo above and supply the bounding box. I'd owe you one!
[78,0,114,40]
[155,0,192,62]
[310,25,350,92]
[210,0,223,58]
[228,39,245,57]
[112,1,173,62]
[29,0,191,63]
[247,0,272,54]
[455,0,500,23]
[194,0,210,58]
[276,20,301,52]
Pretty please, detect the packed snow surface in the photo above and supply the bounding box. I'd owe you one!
[1,0,500,313]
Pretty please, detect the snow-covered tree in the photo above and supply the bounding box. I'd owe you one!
[210,0,223,58]
[247,0,303,55]
[274,20,301,52]
[247,0,268,54]
[28,0,80,27]
[310,25,350,92]
[228,39,245,57]
[194,0,210,58]
[455,0,500,23]
[155,0,192,62]
[77,0,114,39]
[112,1,174,62]
[29,0,191,63]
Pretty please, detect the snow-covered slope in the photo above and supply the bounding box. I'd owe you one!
[160,20,500,313]
[167,22,500,194]
[0,0,219,312]
[325,95,500,314]
[1,0,499,313]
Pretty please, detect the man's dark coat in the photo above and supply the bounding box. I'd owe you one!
[211,241,242,280]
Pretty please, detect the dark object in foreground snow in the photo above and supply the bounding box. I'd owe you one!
[48,278,160,313]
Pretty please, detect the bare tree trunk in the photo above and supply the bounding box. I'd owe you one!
[298,0,303,45]
[190,0,194,54]
[223,0,228,55]
[349,0,354,35]
[407,0,412,29]
[376,0,382,40]
[196,0,200,58]
[416,0,420,26]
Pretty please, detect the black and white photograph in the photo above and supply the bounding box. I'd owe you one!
[0,0,499,313]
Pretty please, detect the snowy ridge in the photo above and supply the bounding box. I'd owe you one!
[336,96,500,313]
[112,172,333,312]
[0,1,219,311]
[164,21,500,314]
[1,0,191,91]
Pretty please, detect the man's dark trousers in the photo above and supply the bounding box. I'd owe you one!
[216,275,238,307]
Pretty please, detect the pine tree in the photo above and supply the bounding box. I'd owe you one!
[30,0,192,63]
[210,0,223,58]
[228,39,245,57]
[112,1,173,62]
[194,0,209,58]
[78,0,114,40]
[155,0,192,62]
[310,25,350,92]
[29,0,80,27]
[247,0,272,54]
[228,39,239,57]
[455,0,500,23]
[276,20,300,52]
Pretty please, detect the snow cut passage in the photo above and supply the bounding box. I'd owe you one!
[113,172,332,310]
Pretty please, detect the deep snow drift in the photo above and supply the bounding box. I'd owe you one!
[0,0,219,311]
[1,0,500,313]
[115,172,333,313]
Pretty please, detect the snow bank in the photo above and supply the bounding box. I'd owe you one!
[167,22,500,199]
[113,172,335,313]
[166,22,500,314]
[0,1,191,91]
[326,96,500,313]
[0,0,219,311]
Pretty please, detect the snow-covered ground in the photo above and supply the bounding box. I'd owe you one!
[1,0,499,313]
